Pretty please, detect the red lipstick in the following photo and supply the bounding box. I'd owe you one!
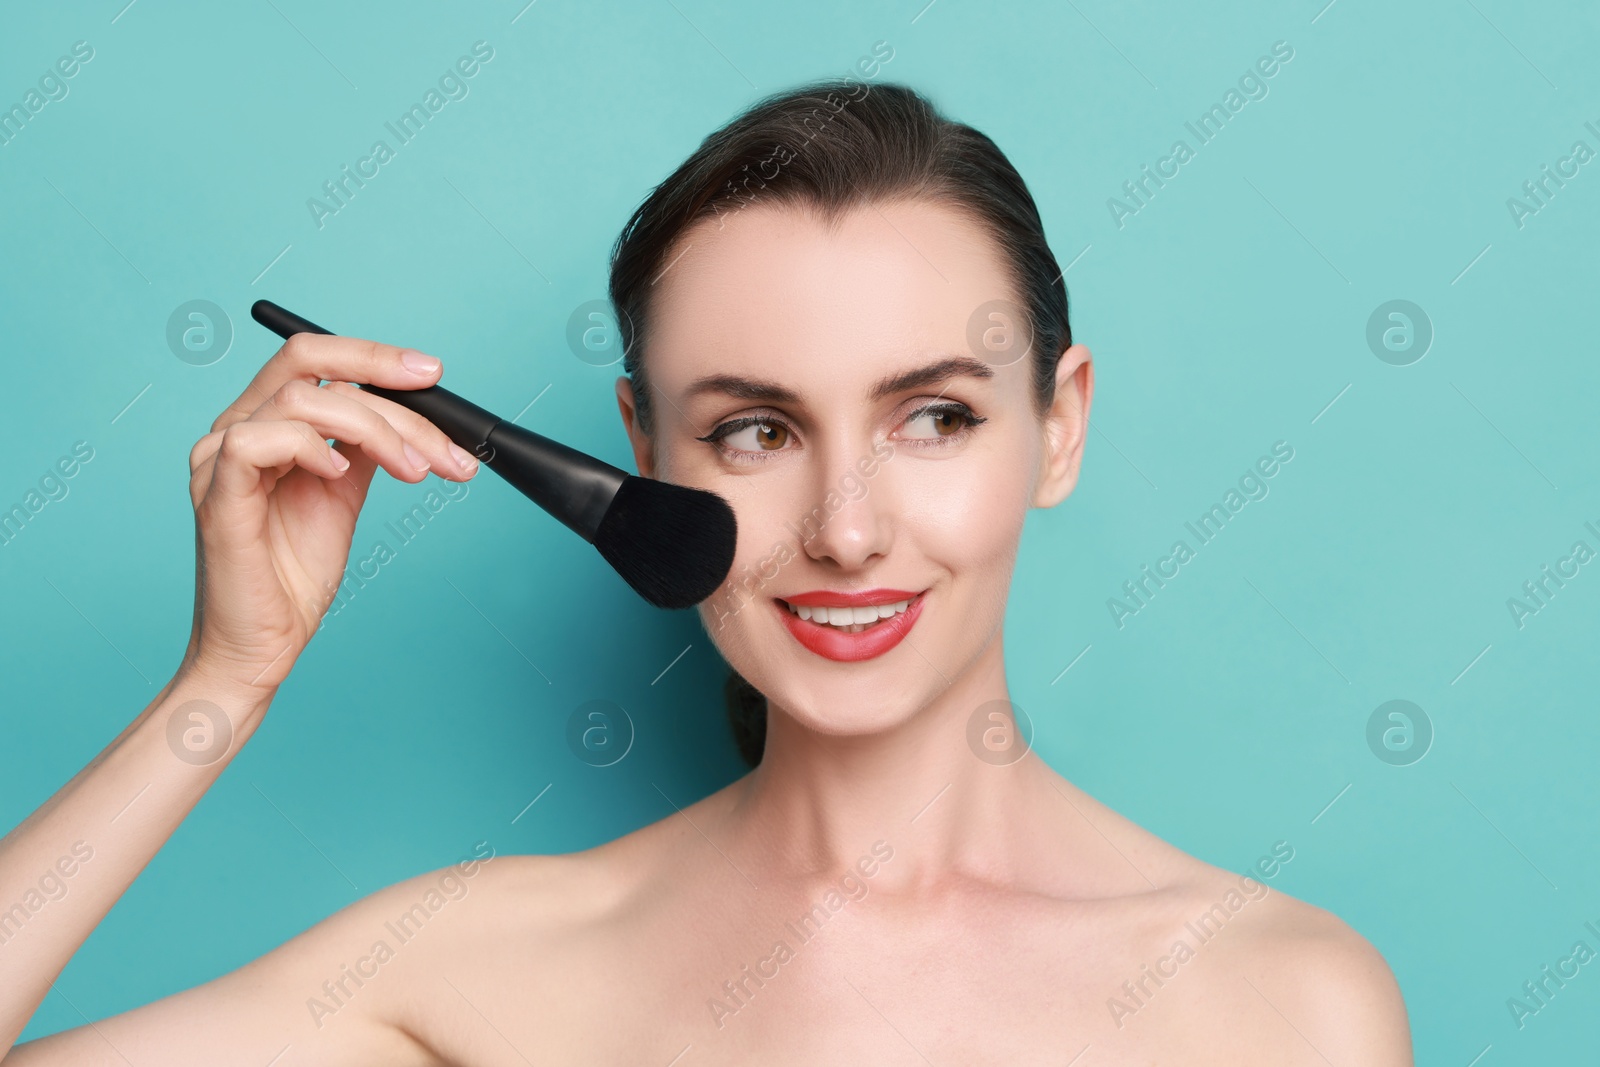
[775,588,926,662]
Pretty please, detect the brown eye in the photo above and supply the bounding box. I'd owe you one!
[900,402,985,442]
[753,421,787,450]
[697,416,797,458]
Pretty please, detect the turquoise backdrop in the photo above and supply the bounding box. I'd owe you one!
[2,0,1597,1060]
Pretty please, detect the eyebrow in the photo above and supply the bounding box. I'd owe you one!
[682,355,996,406]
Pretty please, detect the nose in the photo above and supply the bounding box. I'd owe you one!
[791,435,895,571]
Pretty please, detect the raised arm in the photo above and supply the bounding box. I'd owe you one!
[0,333,480,1062]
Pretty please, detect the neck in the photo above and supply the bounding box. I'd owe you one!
[729,633,1059,892]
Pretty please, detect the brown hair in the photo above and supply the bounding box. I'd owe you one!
[607,78,1073,768]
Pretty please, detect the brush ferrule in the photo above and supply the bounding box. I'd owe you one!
[481,422,628,543]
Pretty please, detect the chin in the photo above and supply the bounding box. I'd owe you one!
[768,684,924,739]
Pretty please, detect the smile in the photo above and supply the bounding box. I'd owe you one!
[782,598,913,631]
[773,588,927,662]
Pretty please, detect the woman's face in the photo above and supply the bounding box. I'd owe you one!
[616,196,1090,737]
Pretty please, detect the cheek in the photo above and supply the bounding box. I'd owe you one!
[899,447,1032,570]
[694,481,802,639]
[725,482,803,582]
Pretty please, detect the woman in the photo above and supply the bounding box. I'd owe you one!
[0,80,1412,1064]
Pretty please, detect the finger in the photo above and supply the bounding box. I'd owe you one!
[190,432,222,508]
[212,333,443,434]
[190,391,368,476]
[192,434,377,511]
[190,430,223,473]
[242,378,435,487]
[189,377,457,508]
[324,380,481,480]
[204,420,350,504]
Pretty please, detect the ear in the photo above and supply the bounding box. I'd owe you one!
[1031,343,1093,509]
[614,375,657,479]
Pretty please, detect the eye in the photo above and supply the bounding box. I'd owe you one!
[696,415,795,461]
[898,402,986,444]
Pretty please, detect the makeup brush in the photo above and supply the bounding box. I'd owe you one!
[249,300,736,610]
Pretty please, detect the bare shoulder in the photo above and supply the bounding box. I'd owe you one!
[435,778,744,961]
[1047,778,1411,1064]
[1229,885,1412,1063]
[1157,859,1414,1066]
[3,843,621,1067]
[458,778,742,927]
[6,797,725,1067]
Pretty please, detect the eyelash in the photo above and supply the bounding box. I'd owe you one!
[696,401,988,464]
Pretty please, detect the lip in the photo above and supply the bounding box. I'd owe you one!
[774,589,927,662]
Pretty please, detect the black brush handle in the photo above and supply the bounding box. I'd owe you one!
[250,300,501,453]
[249,299,627,543]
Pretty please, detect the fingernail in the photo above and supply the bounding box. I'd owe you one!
[401,349,441,376]
[330,447,350,471]
[449,443,479,475]
[403,442,431,471]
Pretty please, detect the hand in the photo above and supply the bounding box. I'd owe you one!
[180,334,480,694]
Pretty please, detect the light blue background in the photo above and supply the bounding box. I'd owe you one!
[2,0,1597,1059]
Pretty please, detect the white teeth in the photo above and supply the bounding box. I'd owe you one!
[784,597,916,630]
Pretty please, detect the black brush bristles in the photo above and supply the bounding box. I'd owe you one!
[594,476,738,610]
